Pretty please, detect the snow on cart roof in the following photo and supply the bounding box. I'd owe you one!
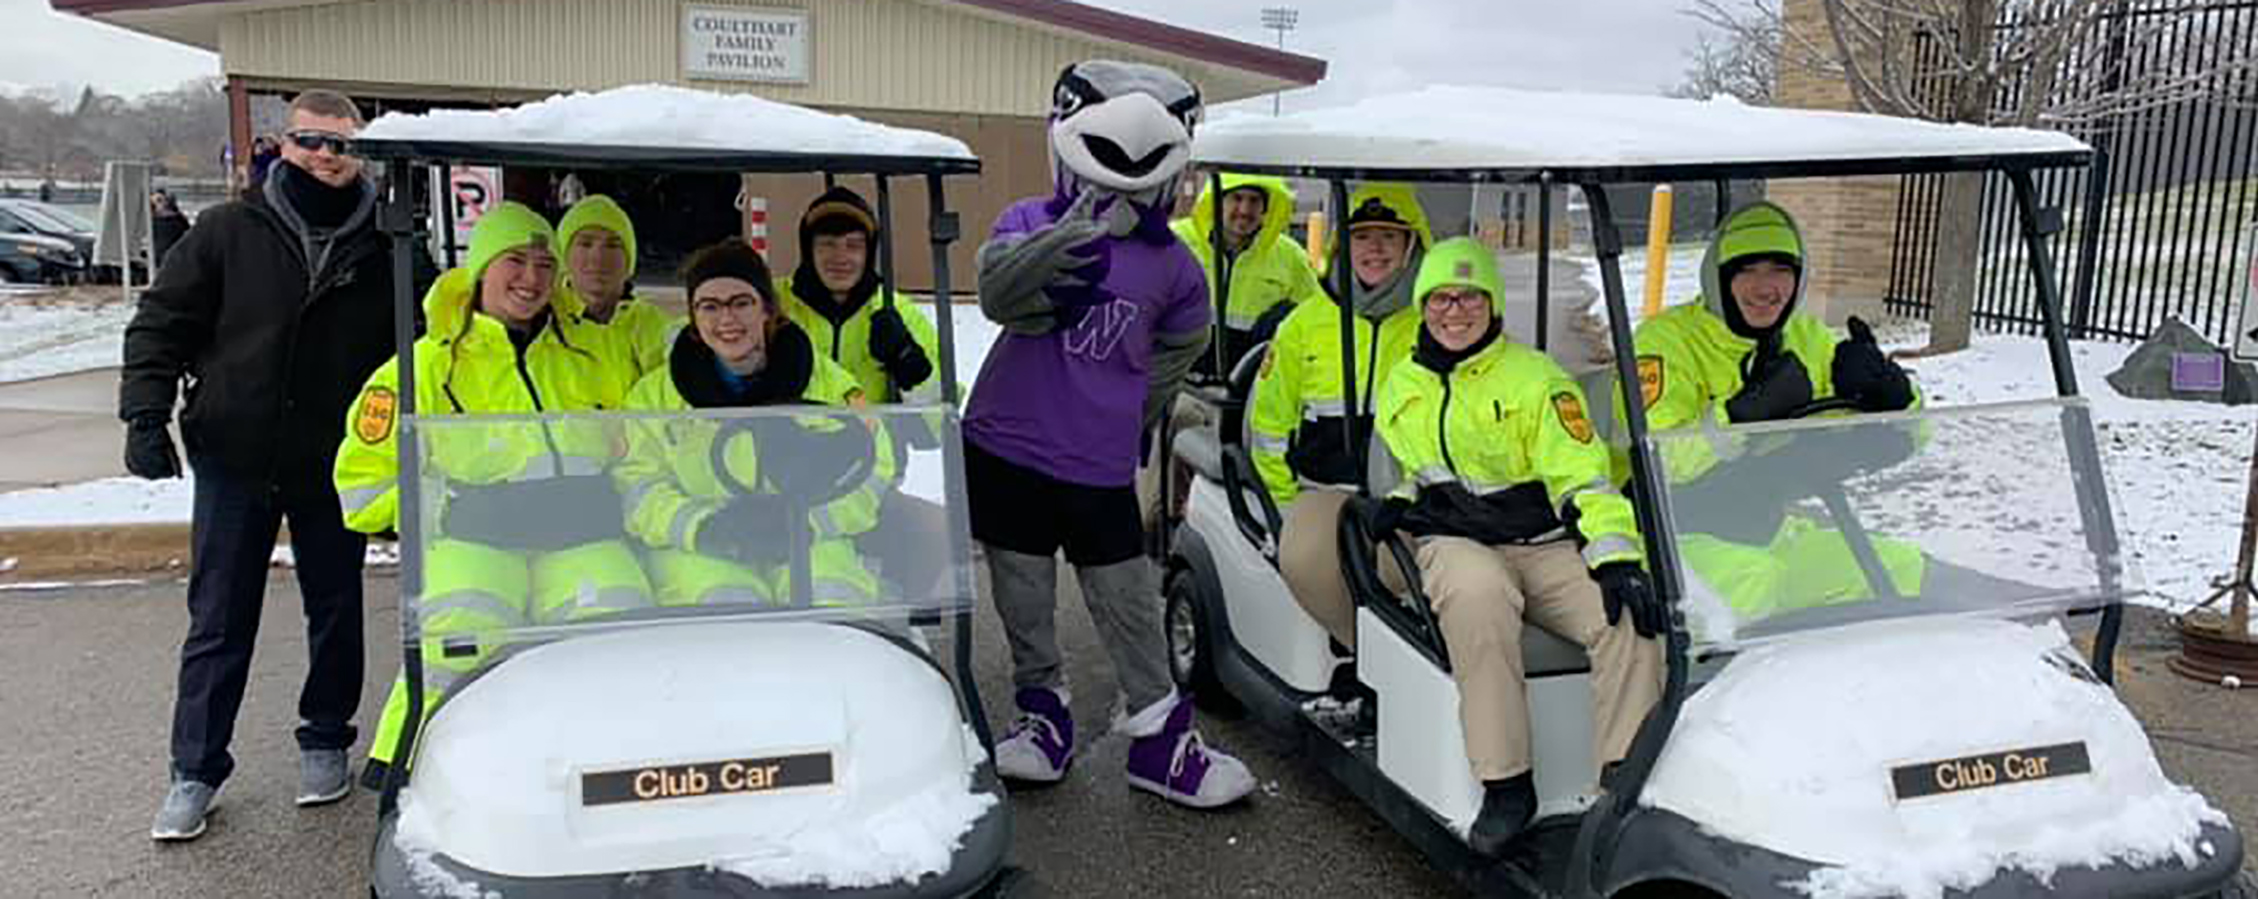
[1193,85,2090,182]
[353,85,979,174]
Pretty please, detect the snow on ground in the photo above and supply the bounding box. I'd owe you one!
[0,296,131,382]
[0,476,191,527]
[1571,243,1708,328]
[0,293,2242,620]
[361,85,974,160]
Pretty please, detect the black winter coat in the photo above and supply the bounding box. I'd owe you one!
[119,188,431,482]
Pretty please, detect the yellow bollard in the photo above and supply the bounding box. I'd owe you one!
[1643,185,1674,319]
[1306,210,1328,274]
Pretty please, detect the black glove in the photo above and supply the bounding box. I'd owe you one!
[1594,561,1665,639]
[1248,300,1295,347]
[124,414,181,480]
[441,476,626,551]
[1831,316,1916,412]
[866,307,933,390]
[1725,339,1814,423]
[1356,495,1413,537]
[694,493,794,566]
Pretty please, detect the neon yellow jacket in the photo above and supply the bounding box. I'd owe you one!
[1375,238,1642,568]
[1247,183,1434,508]
[554,289,679,407]
[776,274,941,404]
[333,266,620,534]
[1172,174,1320,333]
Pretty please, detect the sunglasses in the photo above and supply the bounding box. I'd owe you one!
[285,131,353,155]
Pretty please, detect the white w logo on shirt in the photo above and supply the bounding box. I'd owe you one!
[1062,297,1140,362]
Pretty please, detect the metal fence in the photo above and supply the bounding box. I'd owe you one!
[1887,0,2258,344]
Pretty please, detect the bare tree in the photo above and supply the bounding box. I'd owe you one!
[1694,0,2258,353]
[1671,25,1781,105]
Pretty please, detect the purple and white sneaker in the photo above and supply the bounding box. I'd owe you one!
[1120,691,1255,809]
[995,685,1074,783]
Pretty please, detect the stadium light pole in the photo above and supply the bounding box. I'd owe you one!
[1261,6,1298,116]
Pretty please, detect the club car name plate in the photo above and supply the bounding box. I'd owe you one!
[1890,742,2091,801]
[581,750,835,806]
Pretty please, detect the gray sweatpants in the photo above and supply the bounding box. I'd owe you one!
[985,548,1175,713]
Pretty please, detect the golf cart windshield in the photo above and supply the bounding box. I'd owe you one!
[1651,397,2132,651]
[401,406,975,667]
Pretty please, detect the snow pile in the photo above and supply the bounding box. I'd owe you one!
[0,475,191,527]
[711,780,995,888]
[396,844,499,899]
[360,85,974,160]
[0,298,132,382]
[1196,85,2085,172]
[1645,617,2227,899]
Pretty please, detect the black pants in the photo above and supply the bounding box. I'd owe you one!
[171,460,367,785]
[965,439,1143,567]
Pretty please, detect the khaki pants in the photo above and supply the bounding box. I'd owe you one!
[1280,488,1357,649]
[1135,395,1217,531]
[1410,537,1662,782]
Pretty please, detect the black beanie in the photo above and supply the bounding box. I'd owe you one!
[681,240,777,304]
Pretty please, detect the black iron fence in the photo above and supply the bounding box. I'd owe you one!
[1887,0,2258,344]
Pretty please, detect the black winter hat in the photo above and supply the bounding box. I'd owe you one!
[680,240,778,303]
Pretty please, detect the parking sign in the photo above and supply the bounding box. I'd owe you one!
[2238,221,2258,362]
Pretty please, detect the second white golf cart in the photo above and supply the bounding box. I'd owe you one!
[1159,86,2249,898]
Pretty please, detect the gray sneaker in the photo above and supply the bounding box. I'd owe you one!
[150,780,220,842]
[297,749,351,807]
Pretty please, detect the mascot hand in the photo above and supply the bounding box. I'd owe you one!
[977,189,1108,334]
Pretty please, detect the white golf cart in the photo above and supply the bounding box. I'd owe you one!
[1157,86,2249,897]
[349,87,1021,898]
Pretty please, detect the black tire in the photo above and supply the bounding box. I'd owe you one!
[1163,566,1227,706]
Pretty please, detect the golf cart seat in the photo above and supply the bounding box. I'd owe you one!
[1175,340,1285,552]
[1346,432,1591,677]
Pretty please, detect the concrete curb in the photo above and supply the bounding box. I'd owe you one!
[0,523,194,580]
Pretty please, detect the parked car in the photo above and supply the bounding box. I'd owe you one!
[0,230,86,285]
[0,198,144,283]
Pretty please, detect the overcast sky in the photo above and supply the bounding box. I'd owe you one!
[0,0,1713,105]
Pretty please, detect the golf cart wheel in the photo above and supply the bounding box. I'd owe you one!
[1164,566,1225,705]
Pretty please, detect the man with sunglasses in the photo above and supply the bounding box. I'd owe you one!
[121,89,433,842]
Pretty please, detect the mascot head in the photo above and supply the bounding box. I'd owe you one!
[1046,60,1202,240]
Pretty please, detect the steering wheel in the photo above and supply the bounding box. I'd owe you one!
[708,413,879,506]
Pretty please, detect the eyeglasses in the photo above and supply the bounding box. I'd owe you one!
[1424,289,1490,312]
[691,295,763,318]
[285,131,353,155]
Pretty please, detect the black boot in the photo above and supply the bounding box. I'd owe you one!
[1469,772,1537,857]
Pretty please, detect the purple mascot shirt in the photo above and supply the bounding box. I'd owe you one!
[965,197,1211,488]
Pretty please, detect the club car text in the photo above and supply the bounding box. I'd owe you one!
[581,751,835,806]
[1890,742,2091,801]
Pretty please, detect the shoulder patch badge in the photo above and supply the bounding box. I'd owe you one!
[1552,391,1594,444]
[354,387,397,445]
[1258,347,1277,380]
[1636,355,1665,409]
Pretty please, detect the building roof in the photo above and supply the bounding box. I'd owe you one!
[55,0,1325,87]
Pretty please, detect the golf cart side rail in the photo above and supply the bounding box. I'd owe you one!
[351,138,983,176]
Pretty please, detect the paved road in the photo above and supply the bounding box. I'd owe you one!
[2,570,2250,897]
[0,569,1455,898]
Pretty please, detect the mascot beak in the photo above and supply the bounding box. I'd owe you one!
[1050,91,1193,194]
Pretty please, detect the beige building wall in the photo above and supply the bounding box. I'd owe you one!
[216,0,1286,118]
[1771,0,1901,325]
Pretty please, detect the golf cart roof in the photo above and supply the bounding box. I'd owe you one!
[353,84,981,175]
[1192,85,2090,183]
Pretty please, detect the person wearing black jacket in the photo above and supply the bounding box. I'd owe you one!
[119,90,431,842]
